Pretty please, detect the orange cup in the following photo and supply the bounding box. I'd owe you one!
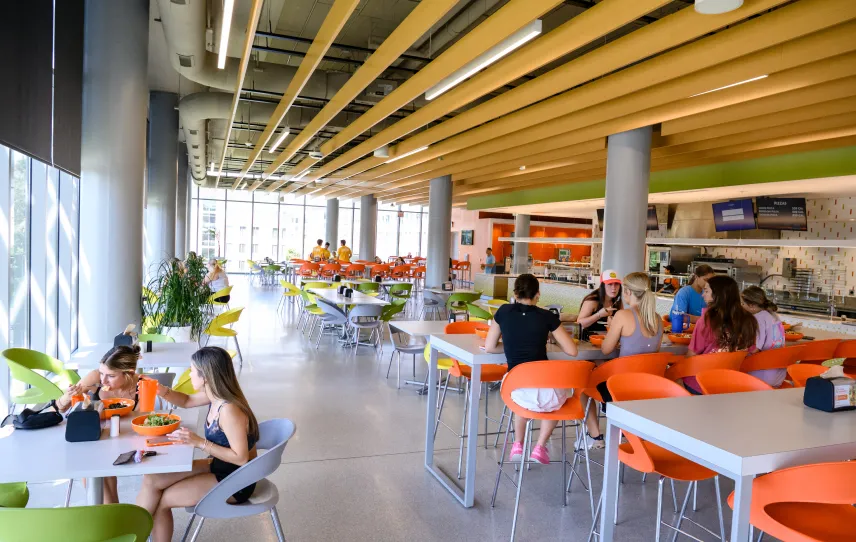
[137,378,158,412]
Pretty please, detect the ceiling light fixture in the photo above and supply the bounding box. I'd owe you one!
[268,128,290,152]
[425,19,542,101]
[373,145,390,158]
[519,165,526,171]
[690,75,767,97]
[291,170,311,182]
[694,0,744,15]
[217,0,235,70]
[386,146,428,164]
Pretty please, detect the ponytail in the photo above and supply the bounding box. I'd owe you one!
[742,286,778,314]
[623,272,660,336]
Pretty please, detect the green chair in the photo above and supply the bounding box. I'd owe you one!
[278,279,302,313]
[466,303,493,322]
[137,334,175,344]
[357,282,381,296]
[0,503,153,542]
[0,483,28,508]
[3,348,80,410]
[388,283,413,316]
[298,290,324,334]
[446,292,481,321]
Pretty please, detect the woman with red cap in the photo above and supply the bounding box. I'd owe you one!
[577,270,623,342]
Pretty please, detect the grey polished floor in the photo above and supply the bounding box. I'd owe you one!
[27,277,768,541]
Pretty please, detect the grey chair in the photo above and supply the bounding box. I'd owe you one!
[385,329,426,389]
[420,291,444,320]
[313,298,348,348]
[347,305,383,352]
[182,418,297,542]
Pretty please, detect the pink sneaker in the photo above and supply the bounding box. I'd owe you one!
[509,442,524,462]
[530,444,550,465]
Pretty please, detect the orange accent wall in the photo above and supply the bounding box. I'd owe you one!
[492,224,592,262]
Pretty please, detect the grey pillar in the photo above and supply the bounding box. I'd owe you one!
[326,198,339,246]
[513,214,531,274]
[426,175,453,288]
[175,142,188,258]
[145,91,179,272]
[79,0,148,344]
[601,126,652,278]
[359,195,377,260]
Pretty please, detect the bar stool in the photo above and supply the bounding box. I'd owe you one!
[796,338,841,364]
[492,360,595,542]
[738,344,805,388]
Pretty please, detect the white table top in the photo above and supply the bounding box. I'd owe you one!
[425,288,477,295]
[428,333,688,366]
[390,320,449,337]
[69,342,199,371]
[608,388,856,476]
[341,278,372,284]
[0,407,201,483]
[309,288,389,306]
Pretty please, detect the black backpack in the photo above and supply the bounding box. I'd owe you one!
[1,400,63,430]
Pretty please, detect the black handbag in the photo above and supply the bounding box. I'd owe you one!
[1,400,63,430]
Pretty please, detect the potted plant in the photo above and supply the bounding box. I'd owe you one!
[141,253,210,342]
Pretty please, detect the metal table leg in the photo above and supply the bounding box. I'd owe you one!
[85,476,103,505]
[598,422,622,541]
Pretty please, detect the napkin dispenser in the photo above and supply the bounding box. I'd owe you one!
[803,367,856,412]
[374,275,383,283]
[344,288,354,298]
[65,401,104,442]
[337,285,347,294]
[441,282,454,292]
[333,274,342,283]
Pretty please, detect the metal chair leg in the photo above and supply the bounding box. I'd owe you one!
[434,376,451,439]
[271,507,286,542]
[509,419,533,542]
[188,516,205,542]
[670,481,693,542]
[670,479,679,512]
[715,476,727,542]
[456,380,470,479]
[693,479,698,511]
[491,413,514,507]
[656,476,666,542]
[561,421,568,507]
[180,513,196,542]
[64,479,73,507]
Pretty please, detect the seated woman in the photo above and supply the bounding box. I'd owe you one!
[137,347,259,542]
[741,286,787,386]
[204,259,230,303]
[576,270,623,341]
[485,274,578,465]
[685,275,758,393]
[58,345,141,504]
[373,256,383,264]
[581,272,664,447]
[395,256,406,266]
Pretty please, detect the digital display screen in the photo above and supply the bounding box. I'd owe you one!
[597,206,658,231]
[755,197,808,231]
[712,199,756,232]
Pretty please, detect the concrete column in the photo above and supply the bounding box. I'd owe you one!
[326,198,339,247]
[145,91,179,272]
[79,0,148,344]
[426,175,452,288]
[601,126,652,278]
[175,142,188,258]
[513,214,531,274]
[359,194,377,260]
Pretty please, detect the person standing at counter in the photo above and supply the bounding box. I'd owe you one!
[577,270,623,340]
[685,275,758,393]
[670,264,716,324]
[482,247,496,274]
[485,274,578,465]
[581,272,664,447]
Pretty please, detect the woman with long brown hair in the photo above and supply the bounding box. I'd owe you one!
[685,275,758,393]
[577,270,623,340]
[137,347,259,542]
[58,345,142,503]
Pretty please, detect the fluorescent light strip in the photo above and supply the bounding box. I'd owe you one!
[690,75,768,97]
[425,19,542,101]
[217,0,235,70]
[291,170,311,182]
[269,128,289,152]
[207,169,287,181]
[385,146,428,164]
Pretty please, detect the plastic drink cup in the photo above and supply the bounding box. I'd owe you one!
[71,394,85,407]
[137,378,158,412]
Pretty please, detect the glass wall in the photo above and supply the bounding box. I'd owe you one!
[189,187,429,269]
[0,143,81,360]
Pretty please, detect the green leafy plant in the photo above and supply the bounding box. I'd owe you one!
[141,254,210,337]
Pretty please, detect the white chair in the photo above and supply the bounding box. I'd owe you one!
[182,418,296,542]
[420,291,444,320]
[347,305,383,352]
[313,298,348,348]
[385,330,426,389]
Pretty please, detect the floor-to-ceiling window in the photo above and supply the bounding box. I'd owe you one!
[188,187,428,268]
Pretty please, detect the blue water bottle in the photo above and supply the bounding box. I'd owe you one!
[670,310,686,333]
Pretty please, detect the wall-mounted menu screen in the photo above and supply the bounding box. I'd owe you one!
[712,199,756,232]
[597,206,659,231]
[755,197,808,231]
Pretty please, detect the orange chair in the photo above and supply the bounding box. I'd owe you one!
[320,262,341,277]
[696,369,773,395]
[492,360,596,539]
[390,264,411,280]
[833,339,856,376]
[582,352,676,405]
[596,373,727,542]
[435,322,507,478]
[409,265,426,292]
[786,364,827,387]
[454,261,471,285]
[370,263,390,279]
[739,344,805,388]
[298,262,320,277]
[796,338,841,365]
[665,351,746,393]
[344,263,365,277]
[726,461,856,542]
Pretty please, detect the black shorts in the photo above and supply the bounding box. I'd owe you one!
[210,458,256,504]
[595,381,613,412]
[214,295,231,304]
